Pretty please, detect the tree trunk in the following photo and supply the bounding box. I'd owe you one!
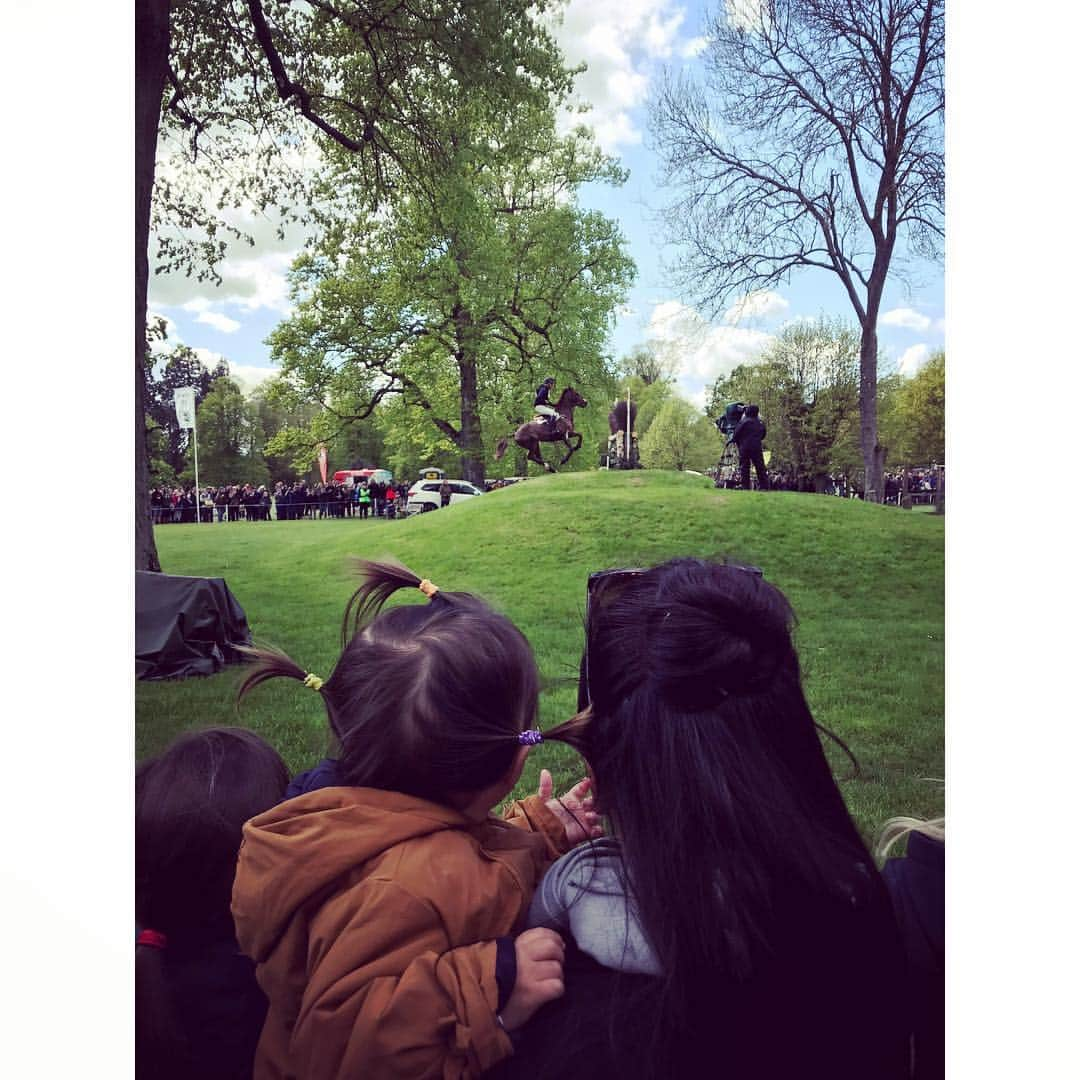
[934,465,945,515]
[858,317,885,503]
[135,0,170,571]
[454,306,485,486]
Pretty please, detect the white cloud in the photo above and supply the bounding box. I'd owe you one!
[687,385,710,410]
[898,344,932,376]
[644,299,773,400]
[150,244,298,315]
[149,192,305,315]
[190,307,242,334]
[881,307,932,332]
[722,289,789,325]
[553,1,702,153]
[681,36,708,58]
[226,363,278,394]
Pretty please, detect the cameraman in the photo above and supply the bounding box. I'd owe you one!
[732,404,770,491]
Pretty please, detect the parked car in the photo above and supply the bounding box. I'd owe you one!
[406,479,484,513]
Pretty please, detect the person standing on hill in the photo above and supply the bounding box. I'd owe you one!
[733,405,769,491]
[439,479,452,509]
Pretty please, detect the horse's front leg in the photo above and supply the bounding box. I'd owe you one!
[559,432,583,465]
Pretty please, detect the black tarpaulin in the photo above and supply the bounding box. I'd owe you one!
[136,572,253,680]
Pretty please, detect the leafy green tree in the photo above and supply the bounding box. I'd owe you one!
[196,377,270,487]
[709,319,861,489]
[146,419,178,489]
[878,351,944,467]
[144,325,228,475]
[614,373,674,440]
[267,102,634,485]
[137,0,581,568]
[618,344,677,386]
[640,398,721,472]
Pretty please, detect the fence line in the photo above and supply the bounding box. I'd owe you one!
[151,499,408,524]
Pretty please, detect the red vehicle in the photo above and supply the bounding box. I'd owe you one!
[332,468,393,486]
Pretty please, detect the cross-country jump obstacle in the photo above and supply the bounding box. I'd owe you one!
[714,401,744,488]
[495,387,589,473]
[605,394,640,469]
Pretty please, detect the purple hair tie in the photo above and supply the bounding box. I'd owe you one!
[518,729,544,746]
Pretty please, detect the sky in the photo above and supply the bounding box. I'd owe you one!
[147,0,945,412]
[6,6,1080,1075]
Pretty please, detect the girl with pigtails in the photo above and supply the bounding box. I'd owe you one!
[230,560,599,1080]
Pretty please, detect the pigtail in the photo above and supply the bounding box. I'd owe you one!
[544,705,593,759]
[236,645,317,705]
[341,558,430,645]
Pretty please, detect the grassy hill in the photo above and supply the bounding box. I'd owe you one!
[136,470,944,838]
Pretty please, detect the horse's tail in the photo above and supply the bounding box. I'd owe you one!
[495,436,509,461]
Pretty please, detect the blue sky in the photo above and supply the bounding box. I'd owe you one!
[148,0,944,410]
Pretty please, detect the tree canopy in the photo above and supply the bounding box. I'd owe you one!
[137,0,589,568]
[264,89,634,484]
[878,351,945,467]
[708,318,862,488]
[640,397,721,472]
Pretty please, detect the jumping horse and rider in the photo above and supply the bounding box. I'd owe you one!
[494,378,588,473]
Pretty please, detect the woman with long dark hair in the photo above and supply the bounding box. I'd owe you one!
[492,558,910,1078]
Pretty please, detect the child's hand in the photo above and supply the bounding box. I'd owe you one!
[537,769,602,845]
[499,928,566,1032]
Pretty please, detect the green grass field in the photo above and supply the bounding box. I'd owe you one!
[136,470,944,840]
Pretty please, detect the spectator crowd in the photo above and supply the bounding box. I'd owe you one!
[712,466,943,504]
[150,479,413,524]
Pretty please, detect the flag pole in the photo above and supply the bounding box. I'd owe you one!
[192,416,201,523]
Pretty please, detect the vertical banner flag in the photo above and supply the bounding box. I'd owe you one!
[318,445,328,484]
[174,387,196,429]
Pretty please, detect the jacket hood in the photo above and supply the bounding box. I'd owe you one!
[232,787,473,962]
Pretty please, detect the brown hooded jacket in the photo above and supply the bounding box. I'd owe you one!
[232,786,570,1079]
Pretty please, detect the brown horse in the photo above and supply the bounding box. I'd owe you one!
[495,387,588,472]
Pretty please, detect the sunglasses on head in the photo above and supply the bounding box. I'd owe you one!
[577,563,765,709]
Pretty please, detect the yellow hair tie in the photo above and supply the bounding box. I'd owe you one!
[418,579,439,599]
[303,673,324,692]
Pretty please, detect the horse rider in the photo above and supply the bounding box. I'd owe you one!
[534,377,559,434]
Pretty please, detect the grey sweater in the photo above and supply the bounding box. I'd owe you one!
[525,838,661,976]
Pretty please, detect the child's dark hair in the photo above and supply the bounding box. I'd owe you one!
[544,558,893,1073]
[135,726,288,1079]
[238,559,539,804]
